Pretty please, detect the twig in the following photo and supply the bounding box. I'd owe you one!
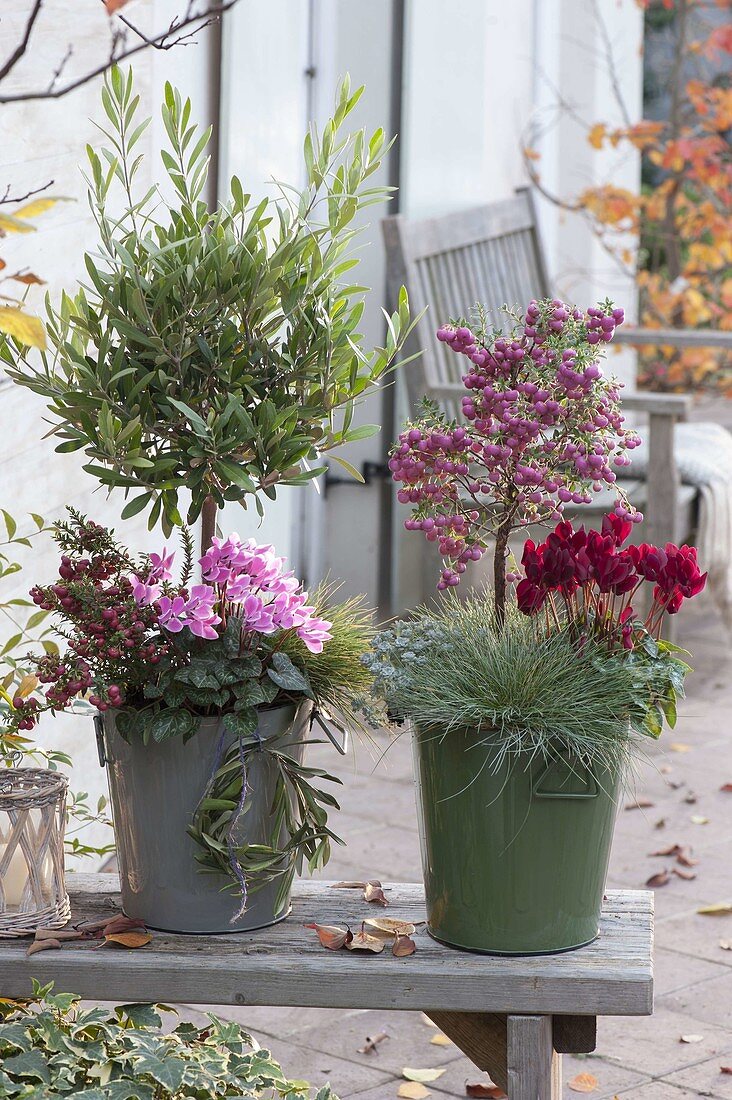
[0,180,54,206]
[0,1,240,104]
[0,0,44,82]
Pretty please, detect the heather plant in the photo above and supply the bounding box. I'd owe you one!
[390,297,641,622]
[2,67,415,550]
[0,981,339,1099]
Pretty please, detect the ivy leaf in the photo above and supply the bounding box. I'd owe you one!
[3,1051,50,1083]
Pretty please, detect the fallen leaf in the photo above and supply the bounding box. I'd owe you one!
[103,931,152,949]
[667,779,684,790]
[104,0,131,12]
[393,934,417,957]
[430,1033,452,1046]
[698,903,732,916]
[646,869,670,888]
[465,1085,506,1098]
[403,1068,446,1083]
[684,791,698,804]
[331,881,368,889]
[691,815,710,825]
[33,928,84,942]
[304,922,353,950]
[364,881,389,906]
[26,938,61,956]
[672,867,697,881]
[346,930,385,953]
[677,848,698,868]
[670,742,692,753]
[660,765,673,774]
[680,1034,704,1044]
[567,1072,599,1093]
[720,940,732,950]
[650,844,682,857]
[721,1066,732,1074]
[100,914,147,936]
[365,918,416,938]
[625,799,655,811]
[720,784,732,793]
[398,1085,430,1100]
[358,1030,389,1054]
[654,817,667,829]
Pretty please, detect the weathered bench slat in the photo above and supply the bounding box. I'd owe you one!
[0,875,653,1017]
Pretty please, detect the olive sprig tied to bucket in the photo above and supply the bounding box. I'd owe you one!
[6,510,375,898]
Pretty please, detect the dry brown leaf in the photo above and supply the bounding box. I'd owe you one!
[698,903,732,916]
[429,1033,452,1046]
[346,930,385,953]
[103,931,152,949]
[567,1072,599,1093]
[393,934,417,957]
[680,1034,704,1044]
[721,1065,732,1074]
[625,799,655,811]
[104,0,131,12]
[101,915,147,936]
[646,869,670,888]
[650,844,681,858]
[676,848,698,868]
[672,867,697,881]
[402,1068,446,1083]
[670,742,692,753]
[721,784,732,793]
[10,273,45,286]
[303,922,353,950]
[684,791,698,804]
[331,881,368,889]
[365,918,416,938]
[466,1085,507,1098]
[358,1030,389,1054]
[26,938,61,956]
[33,928,84,942]
[364,881,389,906]
[719,940,732,950]
[654,817,667,829]
[398,1085,430,1100]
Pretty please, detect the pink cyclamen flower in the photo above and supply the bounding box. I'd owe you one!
[148,547,175,582]
[157,586,221,640]
[296,615,333,654]
[131,577,161,606]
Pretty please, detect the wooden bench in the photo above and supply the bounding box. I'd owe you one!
[2,874,654,1099]
[382,189,730,552]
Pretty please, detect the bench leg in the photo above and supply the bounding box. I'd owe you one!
[507,1015,561,1099]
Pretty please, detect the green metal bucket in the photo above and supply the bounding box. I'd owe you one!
[412,724,622,955]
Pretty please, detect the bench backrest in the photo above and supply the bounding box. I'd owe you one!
[381,188,550,413]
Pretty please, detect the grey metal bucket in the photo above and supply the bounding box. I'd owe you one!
[99,702,314,934]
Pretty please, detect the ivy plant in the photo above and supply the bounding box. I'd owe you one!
[2,66,416,549]
[0,981,338,1098]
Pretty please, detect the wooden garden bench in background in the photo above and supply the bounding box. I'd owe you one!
[2,874,654,1099]
[382,188,732,552]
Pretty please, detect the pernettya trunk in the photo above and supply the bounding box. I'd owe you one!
[200,494,217,556]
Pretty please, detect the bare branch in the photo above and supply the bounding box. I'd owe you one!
[0,0,44,82]
[0,180,55,207]
[0,0,239,104]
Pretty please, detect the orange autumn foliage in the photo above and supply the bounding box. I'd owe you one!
[577,1,732,395]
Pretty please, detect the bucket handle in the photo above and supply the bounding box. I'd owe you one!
[94,715,107,768]
[312,709,349,756]
[531,753,598,801]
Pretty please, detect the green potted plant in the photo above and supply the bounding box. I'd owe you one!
[8,512,373,933]
[1,66,414,551]
[364,297,706,955]
[0,981,339,1098]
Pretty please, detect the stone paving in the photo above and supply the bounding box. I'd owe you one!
[186,590,732,1099]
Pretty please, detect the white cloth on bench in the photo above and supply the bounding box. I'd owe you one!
[630,421,732,632]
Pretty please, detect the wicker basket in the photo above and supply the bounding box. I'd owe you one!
[0,768,70,937]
